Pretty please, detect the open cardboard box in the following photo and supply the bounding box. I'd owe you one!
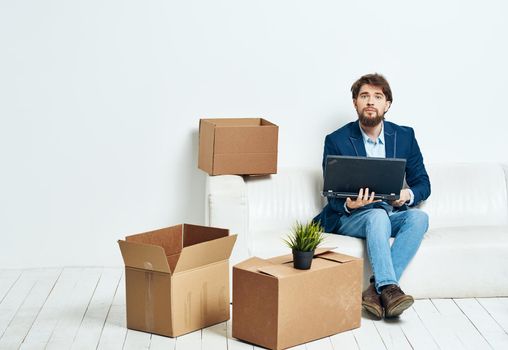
[118,224,237,337]
[198,118,278,175]
[232,249,363,350]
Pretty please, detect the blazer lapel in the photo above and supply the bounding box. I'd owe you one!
[349,121,367,157]
[384,122,396,158]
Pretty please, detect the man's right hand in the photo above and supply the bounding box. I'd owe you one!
[346,188,382,211]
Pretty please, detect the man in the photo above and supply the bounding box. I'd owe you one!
[313,73,430,319]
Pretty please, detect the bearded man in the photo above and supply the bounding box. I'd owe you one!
[313,73,431,319]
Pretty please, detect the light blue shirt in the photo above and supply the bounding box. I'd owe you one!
[360,123,386,158]
[344,122,414,212]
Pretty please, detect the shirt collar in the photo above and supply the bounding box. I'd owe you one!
[360,121,385,145]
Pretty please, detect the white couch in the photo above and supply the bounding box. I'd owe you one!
[205,163,508,298]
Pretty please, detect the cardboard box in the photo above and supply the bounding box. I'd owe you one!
[232,249,362,350]
[198,118,278,175]
[118,224,237,337]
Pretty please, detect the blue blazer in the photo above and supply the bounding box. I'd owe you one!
[313,120,431,233]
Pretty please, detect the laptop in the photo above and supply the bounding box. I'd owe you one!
[322,155,406,201]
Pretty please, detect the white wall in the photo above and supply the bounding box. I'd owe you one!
[1,0,507,268]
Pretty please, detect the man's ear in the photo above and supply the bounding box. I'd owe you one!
[353,99,358,109]
[384,101,392,113]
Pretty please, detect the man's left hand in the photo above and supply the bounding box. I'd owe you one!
[390,189,411,207]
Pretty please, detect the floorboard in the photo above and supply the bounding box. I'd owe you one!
[202,322,228,350]
[123,329,151,350]
[373,315,412,350]
[149,333,176,350]
[19,268,84,350]
[430,298,491,350]
[174,329,201,350]
[96,272,127,350]
[305,337,334,350]
[0,270,23,304]
[477,297,508,334]
[353,318,387,349]
[0,270,40,341]
[455,298,508,350]
[71,268,122,350]
[393,305,439,350]
[412,299,465,349]
[0,269,61,350]
[330,330,359,350]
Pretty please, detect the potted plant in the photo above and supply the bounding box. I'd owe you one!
[283,221,326,270]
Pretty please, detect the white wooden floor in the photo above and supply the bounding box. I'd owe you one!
[1,268,507,350]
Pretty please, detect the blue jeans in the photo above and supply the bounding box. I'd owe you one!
[338,208,429,293]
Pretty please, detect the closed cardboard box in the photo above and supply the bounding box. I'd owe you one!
[198,118,278,175]
[232,250,362,350]
[118,224,237,337]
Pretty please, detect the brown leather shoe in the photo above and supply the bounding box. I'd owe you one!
[380,284,414,318]
[362,283,383,319]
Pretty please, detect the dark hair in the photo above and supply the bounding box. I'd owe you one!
[351,73,393,102]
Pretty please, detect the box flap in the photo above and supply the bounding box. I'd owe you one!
[125,225,183,256]
[198,119,216,174]
[267,254,293,265]
[270,247,337,264]
[183,224,228,247]
[256,264,302,278]
[317,251,358,263]
[118,240,171,273]
[260,118,276,126]
[315,247,337,256]
[202,118,262,127]
[234,257,270,271]
[173,235,237,273]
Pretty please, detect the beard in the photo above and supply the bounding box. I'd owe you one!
[357,109,385,127]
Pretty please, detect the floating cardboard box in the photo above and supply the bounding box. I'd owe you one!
[232,249,362,350]
[198,118,278,175]
[118,224,237,337]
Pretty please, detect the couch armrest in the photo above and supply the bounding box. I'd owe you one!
[205,175,250,266]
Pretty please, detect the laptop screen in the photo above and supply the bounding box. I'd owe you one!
[323,156,406,198]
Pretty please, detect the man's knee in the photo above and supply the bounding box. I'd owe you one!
[364,209,391,238]
[364,209,391,225]
[406,210,429,234]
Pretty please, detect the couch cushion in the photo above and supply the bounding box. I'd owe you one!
[419,163,508,229]
[401,225,508,298]
[245,168,325,232]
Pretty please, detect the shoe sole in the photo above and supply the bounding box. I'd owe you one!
[385,298,414,318]
[362,303,383,319]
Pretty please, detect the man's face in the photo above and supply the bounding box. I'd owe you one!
[353,84,391,127]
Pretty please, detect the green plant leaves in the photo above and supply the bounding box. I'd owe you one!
[283,221,325,252]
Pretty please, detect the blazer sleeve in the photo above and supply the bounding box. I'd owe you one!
[405,128,431,206]
[322,135,349,216]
